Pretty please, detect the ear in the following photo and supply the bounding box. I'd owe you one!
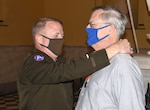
[108,24,115,34]
[35,34,42,44]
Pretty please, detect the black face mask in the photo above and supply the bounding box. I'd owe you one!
[40,34,64,56]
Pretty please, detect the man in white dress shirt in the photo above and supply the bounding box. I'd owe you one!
[75,6,145,110]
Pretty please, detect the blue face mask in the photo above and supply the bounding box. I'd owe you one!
[86,24,110,46]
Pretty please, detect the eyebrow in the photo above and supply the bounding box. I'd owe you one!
[87,21,95,26]
[88,22,100,27]
[88,21,94,25]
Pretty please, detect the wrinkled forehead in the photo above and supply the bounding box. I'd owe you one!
[45,21,63,29]
[89,10,104,23]
[44,21,64,37]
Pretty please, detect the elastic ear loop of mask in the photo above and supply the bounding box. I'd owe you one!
[96,24,111,42]
[39,34,50,48]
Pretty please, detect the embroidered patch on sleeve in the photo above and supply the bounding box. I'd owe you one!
[34,55,44,61]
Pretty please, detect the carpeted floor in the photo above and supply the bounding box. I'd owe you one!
[0,90,80,110]
[0,79,83,110]
[0,92,19,110]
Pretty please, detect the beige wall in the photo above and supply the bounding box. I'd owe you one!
[0,0,149,48]
[0,0,44,45]
[45,0,95,46]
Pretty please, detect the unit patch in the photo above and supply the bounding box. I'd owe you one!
[34,55,44,61]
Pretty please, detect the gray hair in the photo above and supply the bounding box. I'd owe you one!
[92,6,128,38]
[32,17,63,37]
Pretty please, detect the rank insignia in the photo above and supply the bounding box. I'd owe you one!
[34,55,44,61]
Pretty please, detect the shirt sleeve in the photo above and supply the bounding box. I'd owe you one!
[20,49,110,84]
[113,59,145,110]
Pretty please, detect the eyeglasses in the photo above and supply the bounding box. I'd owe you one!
[88,22,110,28]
